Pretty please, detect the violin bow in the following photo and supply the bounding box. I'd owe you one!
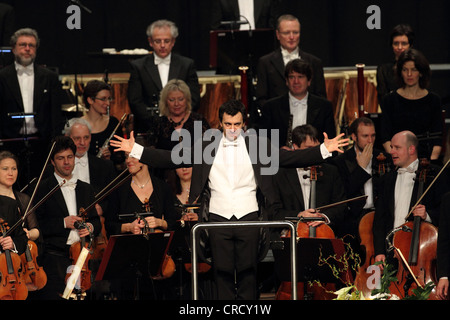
[405,158,450,221]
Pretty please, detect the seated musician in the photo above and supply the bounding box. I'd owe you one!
[373,131,443,267]
[331,117,393,240]
[103,137,178,299]
[272,124,346,232]
[270,124,347,299]
[34,136,101,300]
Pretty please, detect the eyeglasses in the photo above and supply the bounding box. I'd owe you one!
[93,97,113,102]
[17,42,37,49]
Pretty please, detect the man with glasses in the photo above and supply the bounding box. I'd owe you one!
[128,19,200,134]
[0,27,63,187]
[255,14,326,110]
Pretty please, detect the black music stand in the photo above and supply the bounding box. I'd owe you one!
[209,28,276,75]
[95,232,173,300]
[274,237,350,299]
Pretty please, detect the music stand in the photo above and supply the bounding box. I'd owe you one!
[274,237,350,298]
[95,232,173,299]
[209,28,276,75]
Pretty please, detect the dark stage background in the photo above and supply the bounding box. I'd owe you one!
[1,0,449,102]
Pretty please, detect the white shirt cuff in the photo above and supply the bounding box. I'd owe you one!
[129,143,144,160]
[320,143,332,159]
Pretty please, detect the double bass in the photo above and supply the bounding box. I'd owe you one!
[276,166,338,300]
[389,159,439,299]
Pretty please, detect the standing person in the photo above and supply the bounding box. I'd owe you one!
[255,14,326,110]
[110,99,348,300]
[380,48,442,161]
[0,28,63,187]
[81,79,124,168]
[34,136,101,300]
[128,19,200,134]
[376,24,414,107]
[259,59,335,147]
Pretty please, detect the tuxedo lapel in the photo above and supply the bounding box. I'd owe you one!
[144,54,162,91]
[168,54,180,80]
[286,168,306,209]
[4,65,23,109]
[270,49,285,79]
[33,66,45,113]
[306,95,320,124]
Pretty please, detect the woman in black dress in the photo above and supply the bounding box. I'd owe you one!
[380,48,442,161]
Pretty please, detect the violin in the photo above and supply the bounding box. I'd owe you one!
[20,240,47,292]
[277,166,337,300]
[65,208,93,293]
[354,152,387,297]
[141,199,176,280]
[0,219,28,300]
[390,159,439,299]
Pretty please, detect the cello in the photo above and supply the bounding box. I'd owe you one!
[354,153,388,297]
[389,159,439,299]
[276,166,338,300]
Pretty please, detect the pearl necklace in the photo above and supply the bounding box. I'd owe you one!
[132,178,150,189]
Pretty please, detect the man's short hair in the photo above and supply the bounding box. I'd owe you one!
[63,117,92,136]
[51,136,77,160]
[292,124,319,147]
[276,14,300,30]
[146,19,179,39]
[218,100,247,123]
[284,59,312,81]
[349,117,375,136]
[10,28,40,48]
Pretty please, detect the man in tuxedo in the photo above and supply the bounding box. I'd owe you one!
[127,19,200,134]
[332,117,392,238]
[0,28,63,186]
[34,136,101,300]
[373,131,442,266]
[255,14,326,111]
[210,0,281,30]
[259,59,335,147]
[272,124,346,235]
[110,99,348,299]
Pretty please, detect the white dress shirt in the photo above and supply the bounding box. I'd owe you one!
[154,53,171,88]
[281,46,299,65]
[238,0,254,30]
[15,62,37,135]
[289,91,308,129]
[54,173,80,245]
[73,153,90,184]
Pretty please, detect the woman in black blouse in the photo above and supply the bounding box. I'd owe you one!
[380,48,442,161]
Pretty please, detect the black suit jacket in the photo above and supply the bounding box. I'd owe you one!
[259,92,336,146]
[34,175,101,254]
[372,164,443,256]
[210,0,280,30]
[272,163,346,233]
[0,63,62,139]
[86,154,116,195]
[127,53,200,133]
[255,47,327,108]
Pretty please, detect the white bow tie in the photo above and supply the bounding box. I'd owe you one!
[154,55,170,65]
[76,158,88,167]
[292,99,307,108]
[223,140,239,147]
[17,65,33,76]
[63,181,77,190]
[397,167,415,174]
